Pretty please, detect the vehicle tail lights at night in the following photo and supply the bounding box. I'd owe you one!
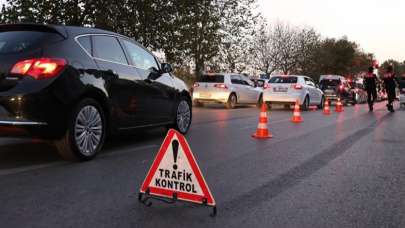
[11,58,67,80]
[214,83,228,89]
[339,85,344,90]
[293,84,303,90]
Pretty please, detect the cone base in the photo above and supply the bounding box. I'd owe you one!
[291,118,303,123]
[323,112,331,115]
[252,133,273,139]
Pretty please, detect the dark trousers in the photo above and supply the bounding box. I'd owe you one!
[387,87,396,105]
[367,88,377,106]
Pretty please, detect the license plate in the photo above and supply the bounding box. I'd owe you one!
[273,87,288,92]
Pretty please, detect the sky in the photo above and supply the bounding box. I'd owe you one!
[1,0,403,62]
[258,0,405,62]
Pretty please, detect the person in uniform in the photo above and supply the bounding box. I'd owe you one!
[383,65,397,112]
[364,66,378,111]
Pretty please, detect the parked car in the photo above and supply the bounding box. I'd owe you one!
[398,78,405,108]
[192,73,263,109]
[263,75,324,110]
[252,79,265,88]
[349,78,367,104]
[0,24,192,161]
[319,75,355,105]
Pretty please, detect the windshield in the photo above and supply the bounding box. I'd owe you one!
[269,76,297,84]
[198,75,225,83]
[320,79,340,87]
[0,31,62,54]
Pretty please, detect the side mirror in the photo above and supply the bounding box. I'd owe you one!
[161,63,173,74]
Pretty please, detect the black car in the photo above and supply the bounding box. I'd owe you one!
[319,75,355,105]
[0,24,192,161]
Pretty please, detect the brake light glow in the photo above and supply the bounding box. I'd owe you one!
[11,58,67,80]
[293,84,303,90]
[214,83,228,89]
[339,85,344,90]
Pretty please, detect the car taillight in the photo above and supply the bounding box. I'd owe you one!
[10,58,67,80]
[293,84,303,90]
[193,82,200,88]
[214,83,228,89]
[339,85,344,90]
[264,83,271,90]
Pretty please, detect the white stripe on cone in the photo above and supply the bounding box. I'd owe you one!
[257,123,267,129]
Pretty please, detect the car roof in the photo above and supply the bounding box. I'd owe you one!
[320,75,344,80]
[203,73,245,77]
[0,23,130,40]
[271,75,308,78]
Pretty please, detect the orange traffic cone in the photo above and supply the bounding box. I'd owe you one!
[291,100,303,123]
[335,98,344,112]
[323,99,331,115]
[252,103,272,139]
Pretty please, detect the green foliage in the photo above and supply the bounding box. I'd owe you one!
[1,0,256,81]
[380,60,405,77]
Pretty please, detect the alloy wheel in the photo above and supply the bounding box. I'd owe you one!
[177,100,191,133]
[74,105,103,156]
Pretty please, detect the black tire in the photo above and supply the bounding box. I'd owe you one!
[256,94,263,108]
[193,100,204,107]
[317,96,325,109]
[301,96,310,111]
[55,98,106,161]
[353,93,358,104]
[267,103,272,110]
[171,97,192,134]
[226,93,237,109]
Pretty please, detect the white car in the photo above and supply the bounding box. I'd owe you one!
[263,75,324,110]
[192,73,263,109]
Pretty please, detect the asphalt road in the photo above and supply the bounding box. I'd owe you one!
[1,102,405,228]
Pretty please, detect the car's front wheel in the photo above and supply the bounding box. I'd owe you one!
[172,97,192,134]
[55,98,106,161]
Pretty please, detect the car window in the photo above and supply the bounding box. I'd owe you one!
[231,75,242,84]
[198,74,224,83]
[121,39,159,71]
[77,36,92,55]
[305,78,315,87]
[240,76,253,86]
[269,76,298,84]
[0,31,63,54]
[92,35,128,65]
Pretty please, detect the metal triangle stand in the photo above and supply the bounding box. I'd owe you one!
[138,188,217,217]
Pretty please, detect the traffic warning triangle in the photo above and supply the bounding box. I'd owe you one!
[140,129,215,206]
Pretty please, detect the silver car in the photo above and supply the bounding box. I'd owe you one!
[192,73,263,109]
[263,75,324,110]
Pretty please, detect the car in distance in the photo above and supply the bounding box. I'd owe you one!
[263,75,324,110]
[0,24,192,161]
[192,73,263,109]
[319,75,355,105]
[349,78,367,104]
